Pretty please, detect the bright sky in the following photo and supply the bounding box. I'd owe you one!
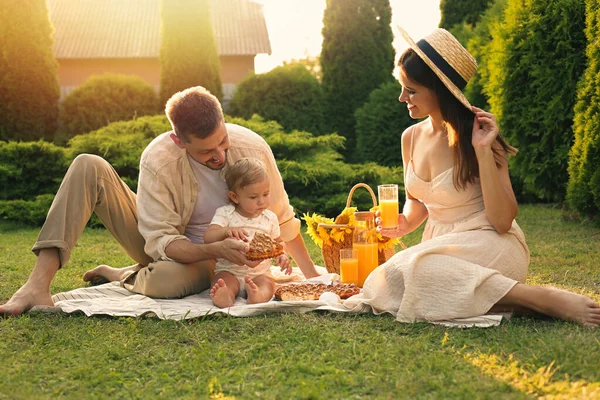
[254,0,441,74]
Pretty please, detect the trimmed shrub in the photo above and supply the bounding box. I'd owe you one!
[159,0,222,106]
[321,0,395,159]
[0,194,55,226]
[439,0,494,29]
[59,74,159,137]
[355,81,412,166]
[0,0,60,141]
[67,115,171,190]
[0,114,401,224]
[0,141,68,200]
[485,0,587,202]
[566,0,600,217]
[230,64,326,134]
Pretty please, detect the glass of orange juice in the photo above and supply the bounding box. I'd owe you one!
[378,184,399,230]
[339,248,359,286]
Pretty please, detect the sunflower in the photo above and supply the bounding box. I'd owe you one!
[302,212,334,248]
[304,207,402,252]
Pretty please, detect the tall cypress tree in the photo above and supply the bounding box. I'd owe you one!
[485,0,587,202]
[0,0,60,141]
[439,0,494,29]
[567,0,600,217]
[159,0,222,107]
[320,0,394,159]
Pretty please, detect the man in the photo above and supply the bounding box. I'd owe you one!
[0,86,319,316]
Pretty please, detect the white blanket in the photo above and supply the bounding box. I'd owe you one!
[36,266,509,328]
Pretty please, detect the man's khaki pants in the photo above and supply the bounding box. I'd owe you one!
[32,154,214,298]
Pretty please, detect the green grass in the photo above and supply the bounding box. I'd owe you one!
[1,204,599,399]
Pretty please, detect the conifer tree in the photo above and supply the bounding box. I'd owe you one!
[159,0,222,107]
[567,0,600,217]
[485,0,587,201]
[320,0,394,159]
[0,0,60,141]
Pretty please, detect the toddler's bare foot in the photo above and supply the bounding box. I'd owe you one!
[83,264,139,285]
[210,279,235,308]
[245,276,272,305]
[540,287,600,327]
[0,282,53,317]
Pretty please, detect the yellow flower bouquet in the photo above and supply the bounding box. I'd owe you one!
[302,183,405,274]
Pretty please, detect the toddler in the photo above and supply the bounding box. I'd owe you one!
[205,158,291,307]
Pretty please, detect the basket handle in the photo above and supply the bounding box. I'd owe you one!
[346,183,378,209]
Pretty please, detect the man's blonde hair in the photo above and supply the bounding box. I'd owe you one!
[165,86,224,142]
[225,158,268,193]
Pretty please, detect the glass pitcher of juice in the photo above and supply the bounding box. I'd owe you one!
[353,211,379,287]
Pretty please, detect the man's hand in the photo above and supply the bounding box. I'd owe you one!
[226,227,249,241]
[218,238,262,267]
[275,254,292,275]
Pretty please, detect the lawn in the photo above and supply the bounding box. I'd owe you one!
[0,204,599,399]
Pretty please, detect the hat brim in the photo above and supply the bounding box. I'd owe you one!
[395,25,472,111]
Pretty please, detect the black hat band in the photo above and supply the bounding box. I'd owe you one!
[417,39,467,90]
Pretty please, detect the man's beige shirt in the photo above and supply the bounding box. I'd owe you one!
[137,123,300,261]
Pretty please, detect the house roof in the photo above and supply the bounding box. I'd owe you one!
[48,0,272,59]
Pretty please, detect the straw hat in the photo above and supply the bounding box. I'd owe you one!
[396,26,477,110]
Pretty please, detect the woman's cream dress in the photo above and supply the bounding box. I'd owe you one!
[361,139,530,322]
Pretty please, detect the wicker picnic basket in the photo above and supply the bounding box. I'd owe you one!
[318,183,404,275]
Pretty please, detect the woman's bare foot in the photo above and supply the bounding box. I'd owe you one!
[83,264,140,285]
[540,287,600,327]
[245,276,274,305]
[210,279,235,308]
[500,284,600,327]
[0,282,54,317]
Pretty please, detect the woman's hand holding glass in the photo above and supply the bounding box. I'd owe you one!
[375,211,410,238]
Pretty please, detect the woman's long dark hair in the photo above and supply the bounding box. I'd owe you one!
[399,48,516,190]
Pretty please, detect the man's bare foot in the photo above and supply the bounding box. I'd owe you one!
[539,287,600,327]
[0,283,54,317]
[83,264,139,285]
[245,276,273,305]
[210,279,235,308]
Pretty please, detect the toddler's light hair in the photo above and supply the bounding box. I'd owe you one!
[225,158,268,193]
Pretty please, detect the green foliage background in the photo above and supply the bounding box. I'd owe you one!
[439,0,494,29]
[229,64,326,135]
[485,0,587,202]
[320,0,395,159]
[566,0,600,217]
[159,0,222,106]
[0,141,68,200]
[0,115,401,224]
[355,81,413,167]
[0,0,60,141]
[462,0,509,110]
[59,74,160,138]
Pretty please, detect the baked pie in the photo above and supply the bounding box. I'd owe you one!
[246,232,284,261]
[274,283,361,301]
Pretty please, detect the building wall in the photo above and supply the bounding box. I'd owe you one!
[57,55,255,101]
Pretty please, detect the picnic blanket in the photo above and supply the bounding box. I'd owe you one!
[34,266,509,328]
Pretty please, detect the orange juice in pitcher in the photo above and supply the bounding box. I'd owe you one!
[353,211,378,287]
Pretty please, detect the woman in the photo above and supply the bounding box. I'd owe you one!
[362,27,600,327]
